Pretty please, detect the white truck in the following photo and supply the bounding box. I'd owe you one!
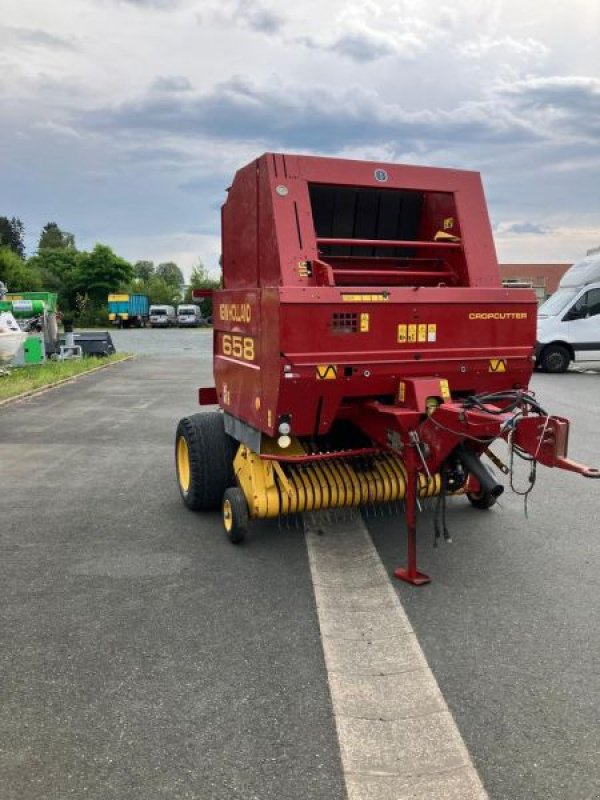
[176,304,204,327]
[149,304,176,328]
[536,254,600,372]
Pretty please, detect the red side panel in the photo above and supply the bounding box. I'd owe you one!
[222,161,258,290]
[213,289,263,428]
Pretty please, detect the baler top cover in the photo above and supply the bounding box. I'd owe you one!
[223,152,499,290]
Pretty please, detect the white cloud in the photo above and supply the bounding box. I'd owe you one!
[0,0,599,272]
[496,225,600,263]
[0,24,77,50]
[296,1,440,62]
[198,0,284,34]
[495,221,551,236]
[460,34,548,60]
[151,75,193,93]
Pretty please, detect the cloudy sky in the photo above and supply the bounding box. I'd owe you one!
[1,0,599,277]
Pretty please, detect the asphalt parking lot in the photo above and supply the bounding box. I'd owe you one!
[372,366,600,800]
[1,328,599,800]
[0,331,345,800]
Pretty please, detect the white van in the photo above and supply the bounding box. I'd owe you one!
[536,254,600,372]
[176,304,204,327]
[149,305,176,328]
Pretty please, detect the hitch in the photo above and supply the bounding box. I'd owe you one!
[510,415,600,478]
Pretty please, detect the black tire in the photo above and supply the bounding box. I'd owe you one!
[540,344,570,373]
[175,412,237,511]
[467,490,497,510]
[222,487,248,544]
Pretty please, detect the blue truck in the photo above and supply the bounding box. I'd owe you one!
[107,293,150,328]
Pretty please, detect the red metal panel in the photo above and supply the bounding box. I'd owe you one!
[259,287,283,436]
[213,289,262,428]
[287,154,499,288]
[257,155,281,288]
[222,160,258,290]
[273,286,535,435]
[316,237,461,249]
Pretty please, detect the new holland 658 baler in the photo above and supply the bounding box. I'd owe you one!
[175,153,599,584]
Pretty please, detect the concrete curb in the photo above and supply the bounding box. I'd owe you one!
[0,354,135,408]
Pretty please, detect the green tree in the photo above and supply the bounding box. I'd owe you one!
[38,222,76,251]
[75,244,133,308]
[133,260,155,282]
[147,275,181,305]
[183,261,220,317]
[156,261,184,288]
[27,248,82,311]
[0,247,42,291]
[0,216,26,258]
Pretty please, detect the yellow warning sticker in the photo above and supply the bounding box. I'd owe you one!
[443,217,454,230]
[316,364,338,380]
[360,313,370,332]
[489,358,507,373]
[397,321,438,345]
[342,293,389,303]
[439,379,451,400]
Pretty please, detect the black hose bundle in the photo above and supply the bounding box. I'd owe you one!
[462,389,547,418]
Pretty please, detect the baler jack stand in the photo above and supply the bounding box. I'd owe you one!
[394,467,430,586]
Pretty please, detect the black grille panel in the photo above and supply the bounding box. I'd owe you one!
[331,312,358,333]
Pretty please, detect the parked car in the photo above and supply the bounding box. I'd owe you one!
[176,304,204,327]
[149,305,176,327]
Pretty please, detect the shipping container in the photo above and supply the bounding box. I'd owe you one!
[107,293,149,327]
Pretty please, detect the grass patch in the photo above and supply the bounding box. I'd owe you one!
[0,353,131,402]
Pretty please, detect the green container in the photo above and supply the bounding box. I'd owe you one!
[1,292,58,317]
[23,335,44,364]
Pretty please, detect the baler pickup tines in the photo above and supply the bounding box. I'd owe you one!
[234,443,449,520]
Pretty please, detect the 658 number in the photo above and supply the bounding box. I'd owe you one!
[221,334,255,362]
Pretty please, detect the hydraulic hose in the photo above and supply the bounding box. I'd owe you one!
[456,443,504,498]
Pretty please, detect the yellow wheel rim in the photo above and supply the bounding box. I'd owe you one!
[177,436,191,493]
[223,499,233,532]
